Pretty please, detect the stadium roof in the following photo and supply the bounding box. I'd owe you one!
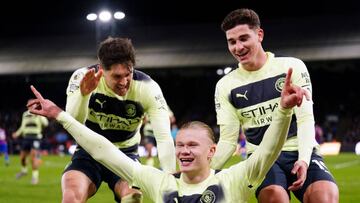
[1,0,360,74]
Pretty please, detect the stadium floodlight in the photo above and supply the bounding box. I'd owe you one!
[87,9,126,45]
[86,10,125,22]
[114,11,125,20]
[224,67,232,75]
[86,13,98,21]
[99,10,112,22]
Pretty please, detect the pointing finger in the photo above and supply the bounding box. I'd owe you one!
[284,68,293,88]
[30,85,44,100]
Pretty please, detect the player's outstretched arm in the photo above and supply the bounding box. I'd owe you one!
[28,85,138,183]
[245,68,311,186]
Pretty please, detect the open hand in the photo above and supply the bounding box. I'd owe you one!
[80,66,103,96]
[288,160,308,191]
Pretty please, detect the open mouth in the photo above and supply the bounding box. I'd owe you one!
[180,158,194,166]
[237,50,249,59]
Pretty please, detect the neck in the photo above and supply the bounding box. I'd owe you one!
[182,167,211,184]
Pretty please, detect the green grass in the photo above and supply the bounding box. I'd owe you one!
[0,153,359,202]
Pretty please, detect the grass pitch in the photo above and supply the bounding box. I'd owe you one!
[0,153,358,202]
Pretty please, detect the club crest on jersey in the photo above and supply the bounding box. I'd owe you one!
[125,104,136,117]
[275,77,285,93]
[200,190,216,203]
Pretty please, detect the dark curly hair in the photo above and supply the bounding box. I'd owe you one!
[97,37,136,70]
[221,8,261,32]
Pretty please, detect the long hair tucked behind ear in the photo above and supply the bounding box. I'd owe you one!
[180,121,215,143]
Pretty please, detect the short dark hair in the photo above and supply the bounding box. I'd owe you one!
[97,37,136,70]
[221,8,261,32]
[180,121,215,143]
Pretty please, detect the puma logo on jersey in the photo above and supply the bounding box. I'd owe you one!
[95,99,106,108]
[236,90,248,100]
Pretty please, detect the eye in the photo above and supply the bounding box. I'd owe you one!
[228,40,236,45]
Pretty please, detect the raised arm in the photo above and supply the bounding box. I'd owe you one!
[28,85,138,183]
[144,81,176,173]
[244,68,311,187]
[65,66,103,123]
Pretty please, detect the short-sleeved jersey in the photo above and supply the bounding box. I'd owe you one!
[215,52,317,155]
[14,110,48,139]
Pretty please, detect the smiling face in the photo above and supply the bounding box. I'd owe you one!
[175,126,216,177]
[102,63,133,96]
[226,24,264,70]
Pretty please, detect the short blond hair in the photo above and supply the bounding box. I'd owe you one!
[179,121,215,143]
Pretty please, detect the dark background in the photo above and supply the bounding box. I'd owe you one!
[1,0,360,150]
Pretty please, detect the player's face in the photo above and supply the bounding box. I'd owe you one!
[103,63,133,96]
[175,128,215,174]
[225,24,264,68]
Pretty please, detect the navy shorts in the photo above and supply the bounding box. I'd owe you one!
[21,137,41,151]
[64,144,139,192]
[255,151,336,202]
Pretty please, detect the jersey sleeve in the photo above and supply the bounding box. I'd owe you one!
[65,68,91,123]
[291,59,317,166]
[132,165,170,202]
[14,112,26,137]
[244,106,293,187]
[40,116,49,127]
[211,81,240,169]
[57,111,139,184]
[143,80,176,173]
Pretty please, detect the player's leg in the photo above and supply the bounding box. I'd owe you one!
[258,185,289,203]
[62,149,100,203]
[292,153,339,203]
[115,180,143,203]
[16,140,30,179]
[303,181,338,203]
[30,139,42,184]
[61,170,96,203]
[4,143,9,165]
[30,148,41,184]
[256,153,290,203]
[105,149,143,203]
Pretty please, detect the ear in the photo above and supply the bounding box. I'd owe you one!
[257,28,264,42]
[208,144,217,160]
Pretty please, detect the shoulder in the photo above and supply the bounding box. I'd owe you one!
[69,67,88,82]
[274,55,306,68]
[133,70,152,82]
[216,69,238,91]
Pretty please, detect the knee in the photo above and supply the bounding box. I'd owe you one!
[61,172,95,203]
[304,181,339,203]
[62,189,86,203]
[258,185,289,203]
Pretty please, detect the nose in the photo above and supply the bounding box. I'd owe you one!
[181,146,191,154]
[235,41,244,52]
[118,77,127,86]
